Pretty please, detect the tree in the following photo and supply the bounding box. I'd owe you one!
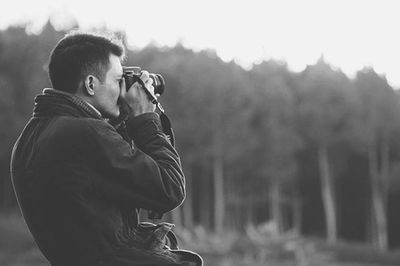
[352,68,400,250]
[248,61,302,234]
[295,57,353,243]
[0,22,64,209]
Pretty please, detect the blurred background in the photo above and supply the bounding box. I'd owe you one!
[1,0,400,265]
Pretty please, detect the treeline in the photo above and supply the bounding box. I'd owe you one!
[1,22,400,251]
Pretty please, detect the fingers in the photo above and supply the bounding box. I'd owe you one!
[140,71,155,95]
[119,70,157,116]
[119,77,127,98]
[120,70,157,103]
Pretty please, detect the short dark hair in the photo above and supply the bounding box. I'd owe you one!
[48,31,125,93]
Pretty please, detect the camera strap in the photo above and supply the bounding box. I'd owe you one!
[159,111,175,147]
[132,77,175,147]
[127,77,176,220]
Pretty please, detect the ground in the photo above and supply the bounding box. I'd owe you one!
[1,212,400,266]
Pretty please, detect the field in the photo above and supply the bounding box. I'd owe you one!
[1,212,400,266]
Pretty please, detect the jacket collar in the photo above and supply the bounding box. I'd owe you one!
[33,88,103,120]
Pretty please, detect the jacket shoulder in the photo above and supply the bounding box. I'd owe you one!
[34,117,118,162]
[49,117,117,141]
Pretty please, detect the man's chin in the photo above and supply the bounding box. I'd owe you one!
[111,111,121,119]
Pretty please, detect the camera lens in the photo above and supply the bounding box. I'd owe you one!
[150,74,165,95]
[123,66,166,96]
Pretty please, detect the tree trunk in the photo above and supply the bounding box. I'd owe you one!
[245,203,254,228]
[2,171,12,211]
[225,177,236,230]
[380,137,390,205]
[182,167,194,229]
[270,179,283,235]
[212,131,225,233]
[368,143,388,251]
[292,197,302,236]
[317,144,337,243]
[199,174,212,230]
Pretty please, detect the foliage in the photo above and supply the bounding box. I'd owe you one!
[1,21,400,255]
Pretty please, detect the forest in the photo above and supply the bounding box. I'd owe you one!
[1,21,400,265]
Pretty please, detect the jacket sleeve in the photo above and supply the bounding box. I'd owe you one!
[87,112,185,214]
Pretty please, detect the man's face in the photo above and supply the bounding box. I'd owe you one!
[93,54,123,118]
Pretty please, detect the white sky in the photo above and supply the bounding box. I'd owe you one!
[0,0,399,88]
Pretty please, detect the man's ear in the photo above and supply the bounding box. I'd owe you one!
[84,75,97,96]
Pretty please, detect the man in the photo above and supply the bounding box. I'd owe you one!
[10,31,192,265]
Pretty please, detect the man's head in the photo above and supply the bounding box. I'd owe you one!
[48,31,126,118]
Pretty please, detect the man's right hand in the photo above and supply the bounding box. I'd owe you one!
[120,71,156,118]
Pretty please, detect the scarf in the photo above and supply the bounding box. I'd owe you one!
[33,88,103,120]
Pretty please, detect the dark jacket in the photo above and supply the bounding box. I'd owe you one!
[10,88,186,266]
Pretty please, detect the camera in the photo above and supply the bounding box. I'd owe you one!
[122,66,166,96]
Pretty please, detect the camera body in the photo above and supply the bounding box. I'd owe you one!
[122,66,165,96]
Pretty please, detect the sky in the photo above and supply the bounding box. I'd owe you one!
[0,0,399,88]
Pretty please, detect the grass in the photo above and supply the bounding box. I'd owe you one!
[1,212,400,266]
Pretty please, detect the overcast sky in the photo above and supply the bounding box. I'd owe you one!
[0,0,399,88]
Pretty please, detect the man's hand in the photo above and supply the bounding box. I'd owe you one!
[120,71,156,118]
